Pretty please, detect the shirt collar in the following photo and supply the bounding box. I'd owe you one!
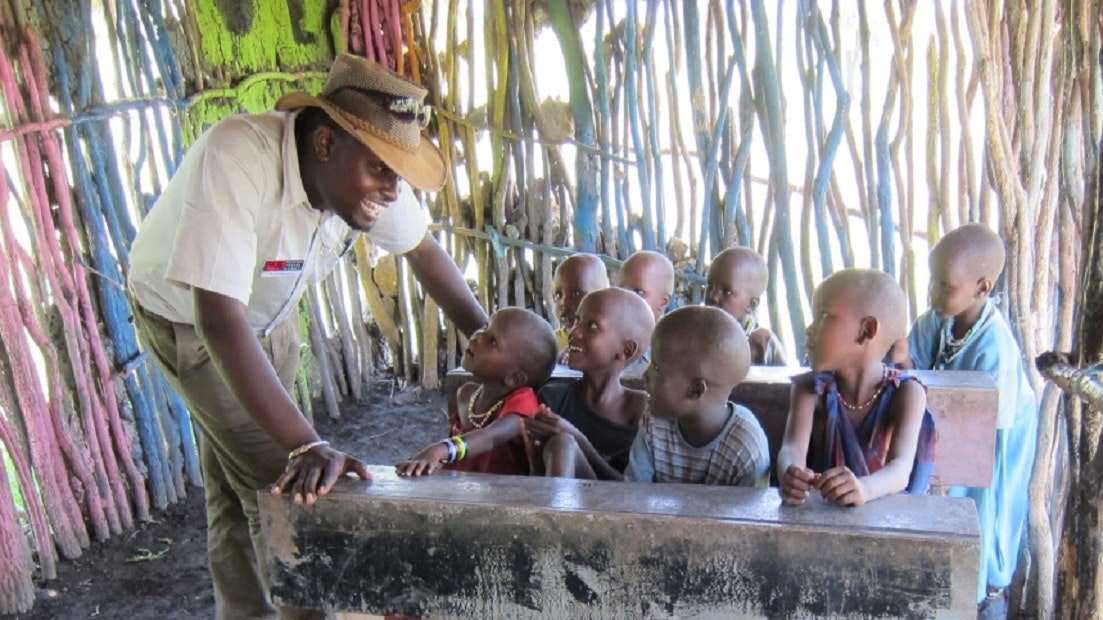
[280,110,310,210]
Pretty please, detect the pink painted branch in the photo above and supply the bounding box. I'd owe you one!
[385,0,403,73]
[0,454,34,613]
[0,388,55,579]
[16,45,120,534]
[363,0,381,60]
[369,0,388,67]
[24,31,147,521]
[0,43,87,558]
[0,117,70,142]
[0,172,113,541]
[348,0,365,56]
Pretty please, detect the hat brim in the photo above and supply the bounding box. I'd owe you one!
[276,92,448,192]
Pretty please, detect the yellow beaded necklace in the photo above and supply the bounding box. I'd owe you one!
[467,385,508,429]
[837,365,888,411]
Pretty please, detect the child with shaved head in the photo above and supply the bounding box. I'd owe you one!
[524,288,655,480]
[616,250,675,321]
[397,307,558,476]
[552,253,609,362]
[894,223,1036,614]
[778,269,936,507]
[623,306,770,487]
[705,246,787,365]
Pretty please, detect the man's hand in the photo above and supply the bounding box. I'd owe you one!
[270,445,370,505]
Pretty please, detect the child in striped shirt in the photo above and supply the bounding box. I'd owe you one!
[623,306,770,487]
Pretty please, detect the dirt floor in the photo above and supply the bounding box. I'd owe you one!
[3,377,448,620]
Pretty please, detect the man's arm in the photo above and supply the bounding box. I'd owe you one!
[193,289,368,501]
[403,233,487,337]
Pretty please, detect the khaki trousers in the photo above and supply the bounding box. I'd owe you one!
[131,300,322,620]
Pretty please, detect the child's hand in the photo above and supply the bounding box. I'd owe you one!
[395,442,449,477]
[523,405,581,446]
[887,338,911,368]
[522,431,546,476]
[778,465,820,505]
[813,466,869,506]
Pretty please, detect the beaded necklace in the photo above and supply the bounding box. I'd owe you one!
[937,299,995,367]
[837,365,888,411]
[467,385,508,429]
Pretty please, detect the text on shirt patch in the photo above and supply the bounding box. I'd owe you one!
[260,260,305,277]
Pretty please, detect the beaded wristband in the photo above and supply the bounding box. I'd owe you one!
[288,440,329,461]
[442,439,457,463]
[452,436,467,461]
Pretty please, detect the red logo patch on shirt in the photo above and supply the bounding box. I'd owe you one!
[260,260,304,277]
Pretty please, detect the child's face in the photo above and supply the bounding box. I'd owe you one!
[643,339,693,418]
[461,312,524,381]
[565,295,626,371]
[804,283,862,372]
[705,260,757,322]
[928,248,983,320]
[553,263,602,330]
[617,268,668,321]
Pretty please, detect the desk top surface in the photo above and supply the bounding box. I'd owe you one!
[310,466,979,541]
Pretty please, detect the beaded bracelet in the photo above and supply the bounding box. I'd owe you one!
[442,439,458,463]
[288,440,329,461]
[451,436,467,461]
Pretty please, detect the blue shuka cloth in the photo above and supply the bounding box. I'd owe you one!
[908,297,1038,602]
[803,367,937,495]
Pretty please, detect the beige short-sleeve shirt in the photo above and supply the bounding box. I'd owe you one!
[128,110,427,335]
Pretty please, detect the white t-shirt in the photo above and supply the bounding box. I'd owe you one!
[128,110,427,335]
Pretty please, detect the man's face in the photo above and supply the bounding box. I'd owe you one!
[317,130,400,231]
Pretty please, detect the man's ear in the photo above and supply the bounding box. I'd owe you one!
[976,277,993,297]
[505,369,528,390]
[660,294,671,313]
[619,339,639,361]
[687,378,707,401]
[858,316,879,344]
[748,296,760,312]
[313,125,336,162]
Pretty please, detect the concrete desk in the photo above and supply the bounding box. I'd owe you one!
[260,466,980,618]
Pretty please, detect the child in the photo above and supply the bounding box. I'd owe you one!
[623,306,770,487]
[893,224,1036,612]
[616,250,675,321]
[705,246,787,366]
[778,269,936,507]
[396,307,557,476]
[551,253,610,358]
[524,288,655,480]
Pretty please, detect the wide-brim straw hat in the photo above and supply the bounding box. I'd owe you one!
[276,53,447,191]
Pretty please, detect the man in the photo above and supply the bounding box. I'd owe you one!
[127,54,486,619]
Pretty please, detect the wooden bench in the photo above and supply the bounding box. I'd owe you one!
[259,467,981,618]
[444,364,999,488]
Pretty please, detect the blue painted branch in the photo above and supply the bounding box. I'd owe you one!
[751,0,807,356]
[547,0,599,251]
[697,57,738,273]
[642,0,665,248]
[624,0,653,250]
[808,5,850,282]
[593,0,614,253]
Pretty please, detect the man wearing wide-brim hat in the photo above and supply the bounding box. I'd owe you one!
[127,53,486,619]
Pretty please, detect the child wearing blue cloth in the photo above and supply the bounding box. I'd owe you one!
[779,269,936,507]
[892,224,1037,616]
